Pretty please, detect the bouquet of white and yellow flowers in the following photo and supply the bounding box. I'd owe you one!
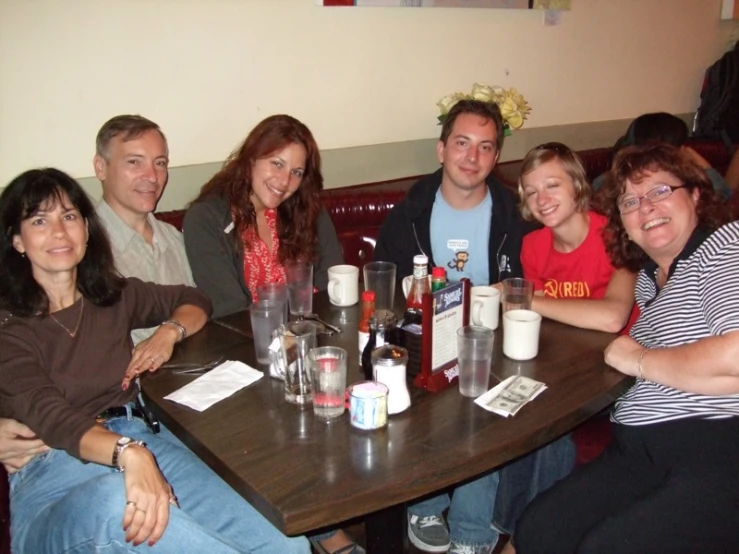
[437,83,531,135]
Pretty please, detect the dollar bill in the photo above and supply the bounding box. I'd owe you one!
[475,375,547,417]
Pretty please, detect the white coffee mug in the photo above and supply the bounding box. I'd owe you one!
[502,309,542,360]
[327,265,359,306]
[470,286,501,330]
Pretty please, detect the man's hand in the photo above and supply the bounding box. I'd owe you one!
[0,418,48,473]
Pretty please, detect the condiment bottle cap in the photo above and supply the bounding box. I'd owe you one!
[362,290,376,302]
[432,267,446,277]
[413,254,429,265]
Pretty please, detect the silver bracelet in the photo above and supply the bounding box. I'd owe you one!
[161,319,187,342]
[636,348,648,380]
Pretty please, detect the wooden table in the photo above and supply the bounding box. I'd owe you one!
[143,293,632,553]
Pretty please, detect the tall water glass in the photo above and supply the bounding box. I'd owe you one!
[285,261,314,318]
[309,346,347,421]
[249,299,285,365]
[257,282,288,321]
[456,325,494,397]
[363,261,396,311]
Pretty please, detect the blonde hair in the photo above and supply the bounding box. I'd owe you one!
[517,142,591,221]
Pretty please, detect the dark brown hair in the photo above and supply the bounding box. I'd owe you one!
[95,114,167,160]
[0,168,125,316]
[440,99,505,153]
[192,114,323,264]
[600,143,729,272]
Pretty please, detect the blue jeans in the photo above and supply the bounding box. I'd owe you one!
[9,411,310,554]
[409,471,500,549]
[407,434,576,549]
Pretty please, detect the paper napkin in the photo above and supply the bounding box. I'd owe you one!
[164,360,263,411]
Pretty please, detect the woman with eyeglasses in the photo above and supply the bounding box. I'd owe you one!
[515,142,638,332]
[513,144,739,554]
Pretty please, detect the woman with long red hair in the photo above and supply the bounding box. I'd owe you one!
[184,114,343,319]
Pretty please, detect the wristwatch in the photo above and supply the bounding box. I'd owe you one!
[112,436,146,472]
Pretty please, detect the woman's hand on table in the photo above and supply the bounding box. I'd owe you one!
[120,445,178,546]
[121,325,179,390]
[604,335,643,377]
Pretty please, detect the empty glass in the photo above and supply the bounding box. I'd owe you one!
[363,261,396,311]
[285,261,314,318]
[269,321,317,404]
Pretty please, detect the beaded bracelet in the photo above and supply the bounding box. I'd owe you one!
[161,319,187,342]
[636,348,648,380]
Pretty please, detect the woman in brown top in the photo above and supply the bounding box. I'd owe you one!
[0,168,309,553]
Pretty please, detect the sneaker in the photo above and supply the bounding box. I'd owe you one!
[408,514,450,552]
[407,514,450,553]
[447,541,493,554]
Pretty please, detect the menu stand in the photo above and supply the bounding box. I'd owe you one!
[412,278,470,392]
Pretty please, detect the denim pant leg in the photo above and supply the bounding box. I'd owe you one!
[117,418,310,554]
[447,471,500,548]
[407,493,451,517]
[494,433,576,534]
[10,416,310,554]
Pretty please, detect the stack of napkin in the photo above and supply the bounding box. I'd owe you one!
[164,360,263,412]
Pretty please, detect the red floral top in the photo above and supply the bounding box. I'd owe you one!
[240,209,286,302]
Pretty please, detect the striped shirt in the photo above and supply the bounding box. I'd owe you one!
[612,221,739,426]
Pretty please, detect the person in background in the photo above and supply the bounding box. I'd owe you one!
[184,114,343,319]
[0,168,309,554]
[375,100,570,554]
[184,114,355,554]
[592,112,732,200]
[93,114,196,344]
[517,142,637,332]
[514,144,739,554]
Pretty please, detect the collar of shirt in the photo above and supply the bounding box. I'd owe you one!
[642,226,710,285]
[96,199,165,253]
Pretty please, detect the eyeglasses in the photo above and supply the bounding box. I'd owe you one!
[617,184,682,214]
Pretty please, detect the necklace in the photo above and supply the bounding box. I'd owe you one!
[49,296,84,338]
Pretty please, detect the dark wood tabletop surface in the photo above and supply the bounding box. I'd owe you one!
[142,292,632,553]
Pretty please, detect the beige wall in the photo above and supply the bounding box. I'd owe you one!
[1,0,737,209]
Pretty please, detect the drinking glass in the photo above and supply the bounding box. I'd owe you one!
[502,278,534,313]
[309,346,347,421]
[363,261,396,311]
[285,261,314,318]
[249,299,285,365]
[456,325,494,397]
[256,282,288,321]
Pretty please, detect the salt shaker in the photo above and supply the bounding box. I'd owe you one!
[371,344,410,415]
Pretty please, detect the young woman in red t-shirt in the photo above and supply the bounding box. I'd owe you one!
[516,142,637,334]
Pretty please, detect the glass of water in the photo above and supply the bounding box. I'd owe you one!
[285,261,313,319]
[309,346,347,421]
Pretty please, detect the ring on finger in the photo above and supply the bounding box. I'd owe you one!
[126,501,137,508]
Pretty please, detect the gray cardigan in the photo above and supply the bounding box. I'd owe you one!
[183,195,343,318]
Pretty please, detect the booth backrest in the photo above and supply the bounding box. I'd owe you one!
[156,140,736,266]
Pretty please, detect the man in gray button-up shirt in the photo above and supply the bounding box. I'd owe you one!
[93,114,195,343]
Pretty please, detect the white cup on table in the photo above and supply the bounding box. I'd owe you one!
[502,309,542,360]
[327,265,359,306]
[470,286,501,330]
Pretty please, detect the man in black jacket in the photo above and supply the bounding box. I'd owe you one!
[375,99,530,286]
